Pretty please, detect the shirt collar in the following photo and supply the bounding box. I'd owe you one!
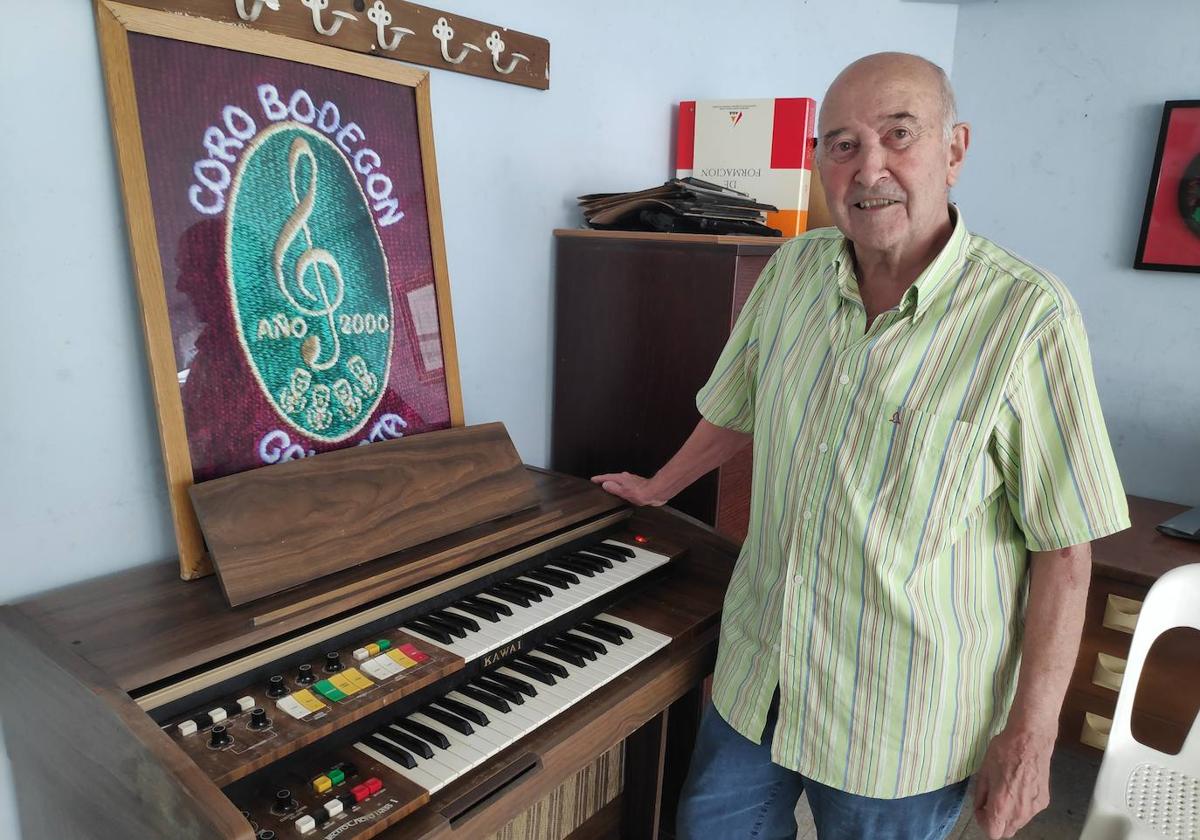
[833,204,970,320]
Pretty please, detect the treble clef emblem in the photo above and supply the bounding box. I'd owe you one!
[273,136,344,372]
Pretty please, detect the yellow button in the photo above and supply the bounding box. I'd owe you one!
[344,668,374,691]
[328,673,358,695]
[292,689,326,712]
[312,775,332,794]
[387,649,417,669]
[366,643,381,656]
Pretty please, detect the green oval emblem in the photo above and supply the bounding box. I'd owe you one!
[227,121,393,443]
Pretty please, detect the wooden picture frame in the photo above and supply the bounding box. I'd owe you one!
[1134,100,1200,273]
[95,0,464,579]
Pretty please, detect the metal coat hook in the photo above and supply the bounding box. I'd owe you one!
[300,0,358,36]
[233,0,279,22]
[432,16,481,65]
[367,0,414,51]
[484,30,529,75]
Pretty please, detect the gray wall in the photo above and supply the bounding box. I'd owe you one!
[0,1,957,835]
[952,0,1200,507]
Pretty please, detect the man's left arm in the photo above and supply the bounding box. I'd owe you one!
[973,543,1092,839]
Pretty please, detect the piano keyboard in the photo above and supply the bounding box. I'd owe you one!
[353,614,669,794]
[397,539,670,662]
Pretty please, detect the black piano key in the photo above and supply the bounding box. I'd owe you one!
[363,734,416,769]
[538,565,579,585]
[397,718,450,749]
[454,599,501,622]
[548,559,594,578]
[421,615,467,639]
[404,619,452,644]
[506,658,557,686]
[468,594,512,617]
[538,643,586,668]
[569,551,611,569]
[500,580,543,602]
[525,569,571,590]
[512,577,553,598]
[485,586,530,608]
[458,684,511,713]
[588,617,633,639]
[382,727,434,759]
[599,541,636,559]
[421,704,474,735]
[433,697,489,726]
[552,635,597,661]
[563,631,606,656]
[579,621,624,645]
[521,653,568,679]
[474,676,525,705]
[431,609,479,633]
[486,670,536,697]
[585,544,630,562]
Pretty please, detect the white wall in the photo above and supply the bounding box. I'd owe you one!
[0,1,957,835]
[951,0,1200,507]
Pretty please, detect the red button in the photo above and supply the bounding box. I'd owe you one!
[365,778,383,795]
[352,783,370,802]
[399,643,429,662]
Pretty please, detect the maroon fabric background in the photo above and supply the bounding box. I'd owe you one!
[127,33,451,482]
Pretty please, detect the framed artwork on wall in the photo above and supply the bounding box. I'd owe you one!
[95,1,463,579]
[1134,100,1200,273]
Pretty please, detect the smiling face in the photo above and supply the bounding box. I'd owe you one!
[816,54,968,265]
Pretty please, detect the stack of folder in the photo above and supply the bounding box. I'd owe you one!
[577,178,781,237]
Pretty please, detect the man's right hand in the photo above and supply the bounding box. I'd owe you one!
[591,472,666,507]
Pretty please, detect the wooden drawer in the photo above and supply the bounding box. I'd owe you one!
[1061,573,1200,756]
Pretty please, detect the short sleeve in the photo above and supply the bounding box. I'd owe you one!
[991,311,1130,551]
[694,247,782,433]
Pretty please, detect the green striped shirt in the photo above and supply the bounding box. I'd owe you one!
[696,208,1129,798]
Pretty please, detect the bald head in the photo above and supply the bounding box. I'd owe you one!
[813,51,969,263]
[820,53,958,149]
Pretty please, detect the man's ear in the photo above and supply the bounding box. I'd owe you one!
[946,122,970,188]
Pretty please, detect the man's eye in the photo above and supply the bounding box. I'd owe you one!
[892,128,911,140]
[835,141,854,153]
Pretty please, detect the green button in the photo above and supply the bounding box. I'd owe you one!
[313,679,336,698]
[328,769,345,785]
[327,688,347,701]
[376,639,391,650]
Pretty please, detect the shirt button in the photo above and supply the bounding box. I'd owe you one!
[818,442,828,453]
[802,510,813,521]
[838,373,850,385]
[793,574,804,587]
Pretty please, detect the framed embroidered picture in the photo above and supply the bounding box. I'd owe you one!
[1134,100,1200,273]
[96,1,463,579]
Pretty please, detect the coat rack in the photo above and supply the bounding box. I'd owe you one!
[113,0,551,89]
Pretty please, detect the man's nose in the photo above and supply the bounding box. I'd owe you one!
[853,142,890,187]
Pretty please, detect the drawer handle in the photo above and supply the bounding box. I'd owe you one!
[1081,712,1112,751]
[1091,653,1126,692]
[1102,594,1142,634]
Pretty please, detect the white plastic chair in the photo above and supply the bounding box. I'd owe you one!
[1080,562,1200,840]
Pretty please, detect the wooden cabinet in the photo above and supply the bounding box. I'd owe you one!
[550,230,785,542]
[1059,496,1200,758]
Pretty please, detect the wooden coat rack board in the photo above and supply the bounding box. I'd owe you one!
[115,0,550,89]
[189,422,540,606]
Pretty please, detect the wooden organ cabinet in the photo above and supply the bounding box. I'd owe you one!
[0,424,742,840]
[550,230,785,543]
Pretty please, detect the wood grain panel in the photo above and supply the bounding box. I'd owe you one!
[192,423,539,605]
[0,607,256,840]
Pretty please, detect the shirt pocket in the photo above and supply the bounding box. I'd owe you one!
[871,407,987,552]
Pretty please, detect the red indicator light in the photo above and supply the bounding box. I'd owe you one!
[634,535,648,543]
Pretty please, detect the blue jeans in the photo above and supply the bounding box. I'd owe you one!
[676,695,969,840]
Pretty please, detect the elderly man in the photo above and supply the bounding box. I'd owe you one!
[593,52,1128,840]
